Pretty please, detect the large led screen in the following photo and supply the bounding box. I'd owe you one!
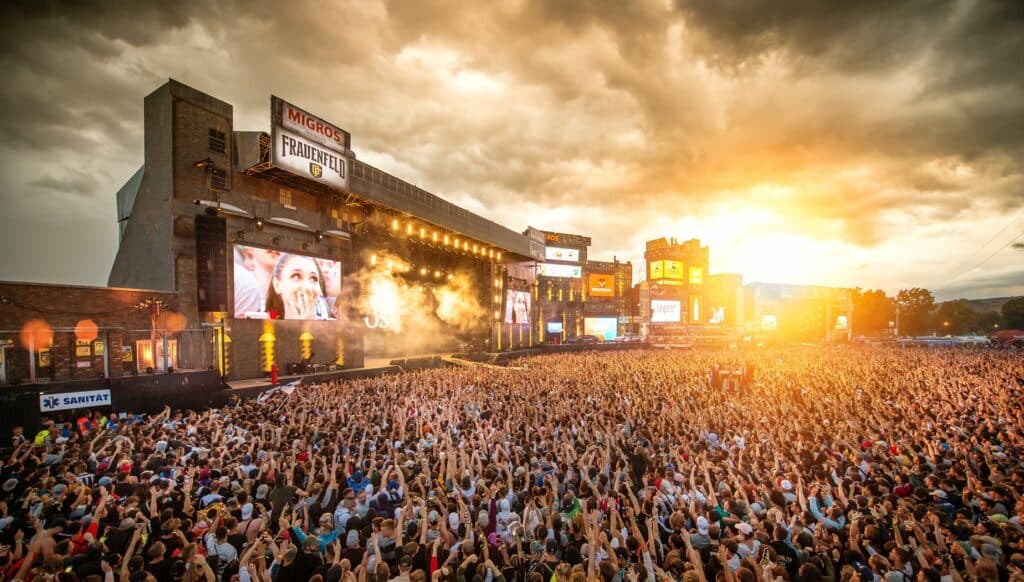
[233,245,342,320]
[651,299,681,323]
[588,273,615,297]
[584,317,617,341]
[537,263,582,278]
[546,321,564,333]
[649,260,684,281]
[545,246,580,262]
[504,290,532,324]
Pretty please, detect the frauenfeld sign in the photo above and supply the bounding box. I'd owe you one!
[271,96,349,190]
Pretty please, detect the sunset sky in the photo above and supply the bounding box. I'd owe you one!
[1,0,1021,299]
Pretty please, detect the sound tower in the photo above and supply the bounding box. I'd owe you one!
[195,214,228,312]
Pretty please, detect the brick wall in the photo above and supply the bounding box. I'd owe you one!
[0,282,179,384]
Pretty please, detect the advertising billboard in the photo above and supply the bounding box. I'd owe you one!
[709,306,725,324]
[689,266,703,285]
[537,263,582,278]
[233,245,342,320]
[272,126,348,190]
[664,260,684,280]
[588,273,615,297]
[504,290,532,324]
[649,260,684,281]
[651,300,681,323]
[271,97,349,190]
[545,246,580,262]
[584,317,618,341]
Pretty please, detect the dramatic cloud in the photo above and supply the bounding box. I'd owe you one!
[0,0,1021,299]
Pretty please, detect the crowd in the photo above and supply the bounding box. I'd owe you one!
[2,347,1023,582]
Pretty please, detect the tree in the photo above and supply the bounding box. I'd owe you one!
[973,310,1001,334]
[895,287,935,337]
[933,299,978,335]
[1003,297,1024,330]
[852,288,895,336]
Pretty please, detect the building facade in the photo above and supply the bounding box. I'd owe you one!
[644,238,709,335]
[108,80,540,379]
[744,283,853,343]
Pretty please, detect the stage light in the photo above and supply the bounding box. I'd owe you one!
[493,278,500,287]
[497,252,502,260]
[314,230,324,242]
[406,223,413,235]
[420,227,426,238]
[254,217,265,231]
[392,219,399,231]
[194,158,213,169]
[237,230,246,241]
[434,270,441,278]
[420,267,427,276]
[444,235,450,245]
[454,238,460,248]
[494,294,500,303]
[488,249,494,258]
[432,232,438,242]
[371,254,378,265]
[447,274,453,280]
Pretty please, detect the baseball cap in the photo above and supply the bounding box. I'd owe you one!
[697,516,709,535]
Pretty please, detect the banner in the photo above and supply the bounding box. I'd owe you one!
[40,390,112,413]
[689,266,703,284]
[588,273,615,297]
[274,96,349,153]
[649,260,684,281]
[651,300,681,323]
[537,263,582,278]
[272,126,348,190]
[271,96,349,190]
[545,246,580,262]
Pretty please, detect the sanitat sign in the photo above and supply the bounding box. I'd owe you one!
[39,389,112,413]
[271,96,349,190]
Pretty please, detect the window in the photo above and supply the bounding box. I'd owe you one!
[279,188,293,208]
[210,167,227,191]
[208,128,226,153]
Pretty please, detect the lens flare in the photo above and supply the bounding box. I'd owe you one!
[21,319,53,349]
[74,319,99,342]
[162,312,188,333]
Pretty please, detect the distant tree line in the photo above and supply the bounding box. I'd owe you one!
[852,288,1024,337]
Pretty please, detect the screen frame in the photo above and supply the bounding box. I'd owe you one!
[232,243,343,320]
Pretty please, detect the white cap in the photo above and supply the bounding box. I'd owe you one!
[697,516,709,535]
[781,479,793,491]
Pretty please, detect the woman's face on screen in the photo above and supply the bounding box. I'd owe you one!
[273,255,322,297]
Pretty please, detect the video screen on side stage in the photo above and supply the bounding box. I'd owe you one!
[233,245,342,320]
[504,290,532,324]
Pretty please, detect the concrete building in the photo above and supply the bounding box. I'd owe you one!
[108,79,540,379]
[644,237,709,330]
[583,258,633,339]
[528,228,590,343]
